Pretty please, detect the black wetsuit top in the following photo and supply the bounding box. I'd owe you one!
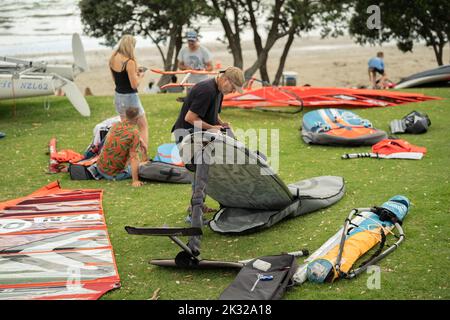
[111,59,137,94]
[172,78,223,132]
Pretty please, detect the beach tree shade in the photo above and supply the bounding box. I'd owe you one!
[349,0,450,66]
[79,0,202,86]
[202,0,350,85]
[202,0,300,83]
[203,0,316,83]
[201,0,246,69]
[272,0,351,85]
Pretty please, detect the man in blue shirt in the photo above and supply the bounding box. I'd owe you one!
[368,51,387,89]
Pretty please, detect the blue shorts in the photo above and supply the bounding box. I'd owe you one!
[114,92,145,117]
[369,67,385,76]
[97,165,132,181]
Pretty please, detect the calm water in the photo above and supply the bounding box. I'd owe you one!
[0,0,241,57]
[0,0,90,55]
[0,0,336,59]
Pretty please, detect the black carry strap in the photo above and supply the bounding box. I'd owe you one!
[160,167,181,180]
[358,228,386,268]
[121,59,130,72]
[372,206,403,225]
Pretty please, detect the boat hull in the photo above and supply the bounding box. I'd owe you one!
[0,75,57,99]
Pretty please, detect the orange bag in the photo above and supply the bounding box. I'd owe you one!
[52,149,84,164]
[372,139,427,155]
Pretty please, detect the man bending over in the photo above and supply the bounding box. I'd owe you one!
[368,51,387,89]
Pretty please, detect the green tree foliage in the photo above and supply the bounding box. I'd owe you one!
[79,0,201,77]
[349,0,450,66]
[201,0,247,69]
[79,0,133,46]
[272,0,351,85]
[202,0,349,84]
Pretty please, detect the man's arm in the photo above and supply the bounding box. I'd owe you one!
[217,114,230,128]
[178,59,189,71]
[185,110,222,131]
[130,152,143,187]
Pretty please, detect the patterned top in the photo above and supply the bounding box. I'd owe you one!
[97,121,141,176]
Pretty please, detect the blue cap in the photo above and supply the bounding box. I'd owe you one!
[186,31,198,41]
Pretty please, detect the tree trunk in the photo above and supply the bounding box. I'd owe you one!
[173,28,183,70]
[246,0,263,55]
[211,0,243,69]
[228,38,244,69]
[431,42,444,66]
[259,63,270,84]
[164,27,178,70]
[230,1,244,68]
[244,32,281,81]
[233,51,244,69]
[147,33,166,67]
[157,25,179,87]
[245,0,269,82]
[273,30,295,86]
[244,48,269,80]
[428,32,445,66]
[244,0,285,82]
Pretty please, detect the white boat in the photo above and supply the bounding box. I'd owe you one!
[0,33,90,117]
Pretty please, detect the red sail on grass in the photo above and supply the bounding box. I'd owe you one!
[222,86,440,109]
[0,181,120,300]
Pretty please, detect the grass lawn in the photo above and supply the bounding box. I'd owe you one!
[0,88,449,300]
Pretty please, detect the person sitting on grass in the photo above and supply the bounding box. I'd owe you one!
[96,107,144,187]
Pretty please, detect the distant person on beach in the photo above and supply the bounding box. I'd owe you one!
[96,107,144,187]
[177,31,213,89]
[368,51,387,89]
[109,34,148,159]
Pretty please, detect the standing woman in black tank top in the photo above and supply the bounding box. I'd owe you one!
[109,35,148,158]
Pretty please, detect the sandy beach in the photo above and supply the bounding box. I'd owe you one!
[65,35,448,96]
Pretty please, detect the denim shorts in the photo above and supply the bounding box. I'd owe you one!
[97,165,132,181]
[114,92,145,117]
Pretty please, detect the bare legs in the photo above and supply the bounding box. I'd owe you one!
[368,69,388,89]
[137,115,149,161]
[369,69,377,89]
[378,73,388,89]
